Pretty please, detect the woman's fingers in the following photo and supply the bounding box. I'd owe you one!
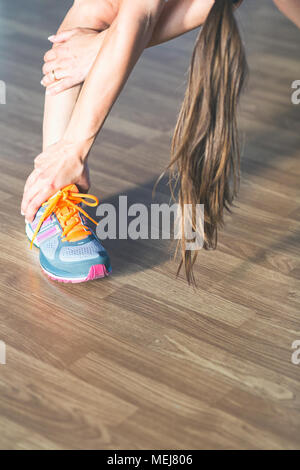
[41,69,66,87]
[34,154,48,169]
[22,172,58,222]
[23,168,41,198]
[42,53,68,86]
[43,59,58,76]
[45,78,74,96]
[44,48,56,62]
[22,188,42,222]
[25,186,54,223]
[48,29,78,44]
[41,73,55,87]
[21,171,43,218]
[21,140,88,221]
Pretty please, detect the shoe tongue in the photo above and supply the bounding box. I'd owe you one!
[53,184,79,215]
[57,184,89,241]
[63,184,79,193]
[55,184,80,216]
[60,184,79,216]
[48,184,79,203]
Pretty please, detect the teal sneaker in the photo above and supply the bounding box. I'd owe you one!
[26,185,111,283]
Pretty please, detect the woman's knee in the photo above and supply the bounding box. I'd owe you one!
[273,0,288,13]
[71,0,114,28]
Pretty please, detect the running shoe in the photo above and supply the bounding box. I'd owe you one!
[26,184,111,283]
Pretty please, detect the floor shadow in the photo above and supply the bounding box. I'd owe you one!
[84,175,176,277]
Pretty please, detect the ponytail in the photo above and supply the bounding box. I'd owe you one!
[170,0,248,283]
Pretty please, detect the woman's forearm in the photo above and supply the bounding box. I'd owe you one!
[148,0,214,47]
[64,0,165,149]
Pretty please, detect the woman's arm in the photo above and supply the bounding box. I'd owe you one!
[64,0,165,146]
[42,0,216,94]
[21,0,165,221]
[149,0,214,46]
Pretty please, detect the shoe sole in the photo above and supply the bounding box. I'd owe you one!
[41,263,111,283]
[26,223,112,283]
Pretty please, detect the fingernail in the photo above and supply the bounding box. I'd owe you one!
[48,35,55,41]
[47,51,56,61]
[40,80,44,86]
[21,210,25,216]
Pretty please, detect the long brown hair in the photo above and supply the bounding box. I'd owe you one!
[170,0,248,284]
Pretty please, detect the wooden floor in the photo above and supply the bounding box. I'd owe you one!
[0,0,300,450]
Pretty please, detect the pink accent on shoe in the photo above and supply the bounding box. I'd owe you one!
[85,263,108,281]
[36,226,59,244]
[31,215,53,230]
[41,264,110,283]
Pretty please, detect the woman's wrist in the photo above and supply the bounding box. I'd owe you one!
[61,136,95,163]
[76,136,95,162]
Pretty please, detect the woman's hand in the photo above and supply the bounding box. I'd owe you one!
[21,139,92,222]
[41,28,106,96]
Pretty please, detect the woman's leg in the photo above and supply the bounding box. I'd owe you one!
[43,0,115,150]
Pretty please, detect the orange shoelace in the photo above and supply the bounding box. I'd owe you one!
[30,186,99,249]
